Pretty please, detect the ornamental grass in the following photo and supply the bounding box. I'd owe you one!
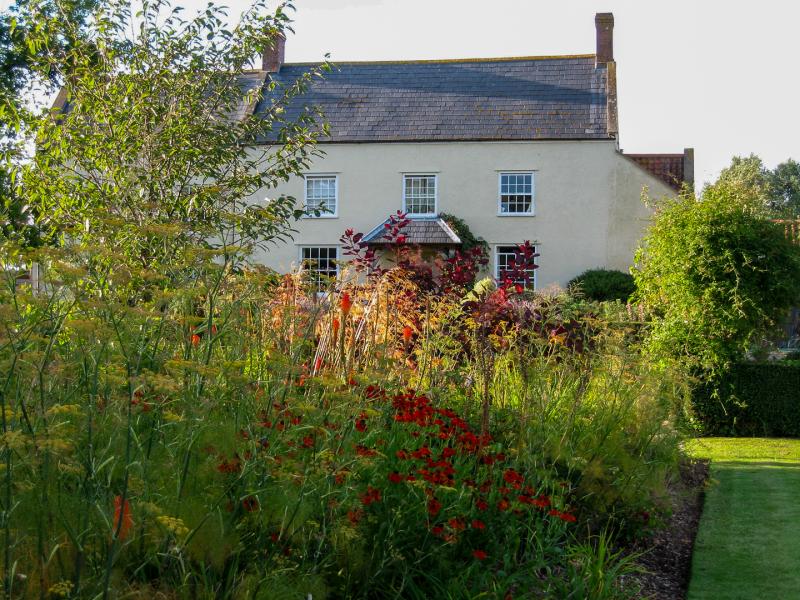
[0,234,682,599]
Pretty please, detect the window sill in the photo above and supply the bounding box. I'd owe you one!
[497,212,535,217]
[301,214,339,220]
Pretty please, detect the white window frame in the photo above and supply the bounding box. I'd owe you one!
[299,246,339,293]
[494,244,538,290]
[402,174,438,217]
[497,172,535,216]
[303,174,339,218]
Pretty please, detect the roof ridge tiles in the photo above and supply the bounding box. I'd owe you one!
[281,54,596,67]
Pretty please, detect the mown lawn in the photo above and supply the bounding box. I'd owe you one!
[685,438,800,600]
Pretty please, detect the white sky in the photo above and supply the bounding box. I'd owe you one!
[6,0,799,186]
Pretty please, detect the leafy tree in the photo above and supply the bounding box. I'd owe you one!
[1,0,98,246]
[768,159,800,218]
[711,154,772,213]
[11,0,329,297]
[633,178,800,376]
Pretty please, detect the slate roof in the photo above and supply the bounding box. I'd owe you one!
[362,217,462,245]
[254,56,611,143]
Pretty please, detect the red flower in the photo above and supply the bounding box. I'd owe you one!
[242,496,259,512]
[388,471,404,484]
[355,445,377,457]
[360,486,382,506]
[217,456,242,474]
[402,325,413,346]
[301,435,314,448]
[471,519,486,530]
[549,509,577,523]
[427,497,442,516]
[475,498,489,511]
[355,412,368,432]
[532,495,551,509]
[113,495,133,541]
[472,549,488,560]
[497,498,510,511]
[448,517,466,531]
[314,356,323,372]
[395,449,410,460]
[191,334,201,347]
[441,447,456,459]
[503,468,524,489]
[332,317,340,337]
[340,292,352,316]
[347,509,363,524]
[411,446,431,459]
[431,525,444,536]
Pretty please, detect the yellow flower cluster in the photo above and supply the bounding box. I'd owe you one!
[0,431,26,451]
[39,438,73,454]
[46,404,82,417]
[47,580,74,597]
[156,515,189,537]
[162,411,183,423]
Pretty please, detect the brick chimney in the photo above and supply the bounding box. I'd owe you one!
[595,13,614,65]
[262,32,286,73]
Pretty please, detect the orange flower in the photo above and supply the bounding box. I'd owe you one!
[340,292,352,316]
[191,334,201,347]
[402,325,413,346]
[332,317,340,336]
[113,495,133,541]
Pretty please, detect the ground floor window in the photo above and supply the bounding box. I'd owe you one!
[300,246,338,292]
[495,244,537,290]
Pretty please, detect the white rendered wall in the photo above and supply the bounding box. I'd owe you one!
[250,140,675,288]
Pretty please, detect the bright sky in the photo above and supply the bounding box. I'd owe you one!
[6,0,798,186]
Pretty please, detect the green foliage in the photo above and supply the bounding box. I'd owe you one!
[438,213,488,252]
[15,0,329,293]
[693,362,800,436]
[568,268,636,303]
[768,159,800,218]
[633,178,800,375]
[712,154,800,218]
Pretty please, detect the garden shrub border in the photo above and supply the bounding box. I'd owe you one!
[693,362,800,436]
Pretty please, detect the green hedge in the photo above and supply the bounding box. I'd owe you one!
[693,362,800,437]
[567,269,635,303]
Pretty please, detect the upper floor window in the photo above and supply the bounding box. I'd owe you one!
[300,246,338,292]
[495,244,537,290]
[305,175,338,217]
[403,174,437,216]
[499,172,534,215]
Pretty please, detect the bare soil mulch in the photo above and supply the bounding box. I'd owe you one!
[629,459,710,600]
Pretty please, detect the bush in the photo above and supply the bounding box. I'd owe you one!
[568,269,636,303]
[693,362,800,436]
[633,180,800,375]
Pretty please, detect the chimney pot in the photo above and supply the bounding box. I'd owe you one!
[262,32,286,73]
[595,13,614,66]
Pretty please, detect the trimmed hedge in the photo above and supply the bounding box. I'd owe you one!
[693,362,800,437]
[568,269,635,303]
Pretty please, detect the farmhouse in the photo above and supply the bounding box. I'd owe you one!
[256,12,693,289]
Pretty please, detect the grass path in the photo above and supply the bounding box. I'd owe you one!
[684,438,800,600]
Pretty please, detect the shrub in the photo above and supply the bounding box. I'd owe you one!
[693,362,800,436]
[633,180,800,376]
[568,269,636,303]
